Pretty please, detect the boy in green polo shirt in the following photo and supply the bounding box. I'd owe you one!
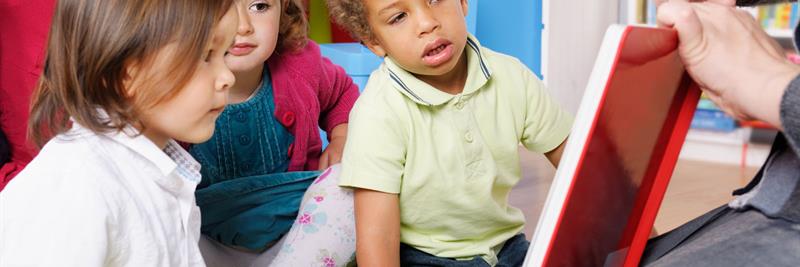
[328,0,573,265]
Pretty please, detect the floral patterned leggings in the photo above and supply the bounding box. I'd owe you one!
[199,164,356,267]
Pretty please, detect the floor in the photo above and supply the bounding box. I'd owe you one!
[509,147,760,239]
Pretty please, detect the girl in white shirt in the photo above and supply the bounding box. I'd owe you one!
[0,0,238,266]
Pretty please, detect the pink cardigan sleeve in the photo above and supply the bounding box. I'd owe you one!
[316,48,360,136]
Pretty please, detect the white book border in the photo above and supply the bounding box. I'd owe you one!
[523,24,627,267]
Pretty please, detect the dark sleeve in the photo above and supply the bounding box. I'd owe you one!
[779,75,800,156]
[0,129,9,166]
[737,0,796,6]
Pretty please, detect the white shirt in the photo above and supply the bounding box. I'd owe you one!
[0,123,205,267]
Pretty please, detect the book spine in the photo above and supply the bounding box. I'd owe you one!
[691,109,738,132]
[780,3,792,28]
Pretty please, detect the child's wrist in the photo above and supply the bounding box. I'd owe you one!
[329,124,348,140]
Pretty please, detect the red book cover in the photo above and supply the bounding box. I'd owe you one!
[524,25,701,267]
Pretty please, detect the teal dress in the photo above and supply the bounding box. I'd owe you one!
[190,67,320,250]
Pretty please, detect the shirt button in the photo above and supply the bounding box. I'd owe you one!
[455,102,465,110]
[282,112,296,127]
[239,135,251,145]
[465,132,474,143]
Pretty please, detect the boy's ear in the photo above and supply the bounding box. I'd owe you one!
[363,39,387,58]
[461,0,468,17]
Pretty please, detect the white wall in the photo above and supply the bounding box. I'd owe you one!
[542,0,620,114]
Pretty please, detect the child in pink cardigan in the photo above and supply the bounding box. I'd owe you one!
[191,0,358,266]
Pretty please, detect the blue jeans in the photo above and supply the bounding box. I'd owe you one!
[399,234,529,267]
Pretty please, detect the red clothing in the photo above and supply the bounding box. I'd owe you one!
[268,40,359,171]
[0,0,55,191]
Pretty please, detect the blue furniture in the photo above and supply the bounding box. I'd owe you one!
[319,44,383,92]
[473,0,543,77]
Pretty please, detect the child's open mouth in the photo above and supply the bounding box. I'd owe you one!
[421,39,454,67]
[426,44,447,57]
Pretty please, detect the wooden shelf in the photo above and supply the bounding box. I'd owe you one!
[766,28,794,39]
[679,128,771,167]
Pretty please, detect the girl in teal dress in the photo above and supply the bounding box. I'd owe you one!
[192,0,360,266]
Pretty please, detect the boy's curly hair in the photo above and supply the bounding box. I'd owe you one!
[279,0,309,52]
[326,0,372,42]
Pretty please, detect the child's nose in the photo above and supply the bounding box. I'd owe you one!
[236,6,254,35]
[218,68,235,92]
[416,8,440,37]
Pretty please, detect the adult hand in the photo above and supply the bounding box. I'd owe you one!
[657,0,800,129]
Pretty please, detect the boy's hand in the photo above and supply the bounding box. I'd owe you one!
[354,188,401,267]
[319,124,348,170]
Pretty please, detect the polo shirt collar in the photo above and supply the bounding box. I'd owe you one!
[384,34,493,106]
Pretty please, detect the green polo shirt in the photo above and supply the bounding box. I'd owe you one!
[340,35,573,265]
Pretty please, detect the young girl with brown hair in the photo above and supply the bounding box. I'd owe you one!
[0,0,237,265]
[191,0,358,266]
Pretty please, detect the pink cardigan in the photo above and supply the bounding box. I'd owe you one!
[268,40,360,171]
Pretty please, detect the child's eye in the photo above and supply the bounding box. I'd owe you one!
[389,12,406,25]
[249,2,271,12]
[429,0,441,5]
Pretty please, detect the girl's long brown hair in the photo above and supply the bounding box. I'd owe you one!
[277,0,309,53]
[29,0,234,147]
